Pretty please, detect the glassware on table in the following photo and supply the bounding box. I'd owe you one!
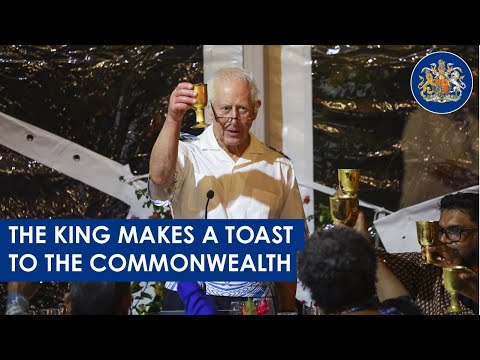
[58,302,68,315]
[442,265,468,314]
[229,300,244,315]
[416,220,440,264]
[191,83,208,129]
[38,308,62,315]
[301,301,319,315]
[277,311,298,315]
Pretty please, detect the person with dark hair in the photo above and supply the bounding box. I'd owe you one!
[148,66,305,313]
[298,225,422,315]
[428,192,479,270]
[5,281,132,315]
[5,281,218,315]
[380,191,478,315]
[63,282,132,315]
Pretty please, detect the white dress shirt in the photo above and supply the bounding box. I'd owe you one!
[149,126,305,297]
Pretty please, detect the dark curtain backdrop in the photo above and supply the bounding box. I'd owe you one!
[0,45,203,313]
[311,45,478,226]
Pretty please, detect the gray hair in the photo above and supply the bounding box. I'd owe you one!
[207,67,259,107]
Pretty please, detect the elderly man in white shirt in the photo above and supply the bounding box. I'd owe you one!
[148,67,305,313]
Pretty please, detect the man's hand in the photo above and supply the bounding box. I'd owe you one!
[167,82,197,124]
[353,211,369,239]
[458,269,479,303]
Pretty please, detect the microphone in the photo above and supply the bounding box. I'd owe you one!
[205,190,214,219]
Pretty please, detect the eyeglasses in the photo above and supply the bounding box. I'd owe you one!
[438,226,478,242]
[210,102,253,125]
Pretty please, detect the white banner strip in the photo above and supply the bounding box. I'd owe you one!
[0,111,152,218]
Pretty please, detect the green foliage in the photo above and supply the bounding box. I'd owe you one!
[134,188,172,219]
[245,298,257,315]
[130,188,171,314]
[130,281,164,315]
[307,202,332,227]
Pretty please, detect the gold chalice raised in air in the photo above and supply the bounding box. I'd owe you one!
[338,169,360,196]
[415,221,440,265]
[329,195,356,226]
[442,265,468,314]
[330,169,360,226]
[191,83,208,129]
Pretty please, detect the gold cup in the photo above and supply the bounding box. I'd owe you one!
[330,195,357,226]
[442,266,468,314]
[415,221,440,264]
[338,169,360,196]
[191,83,208,129]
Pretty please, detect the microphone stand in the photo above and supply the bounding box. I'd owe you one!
[205,190,214,220]
[203,190,214,296]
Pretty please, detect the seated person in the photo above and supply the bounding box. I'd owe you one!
[297,225,422,315]
[64,282,132,315]
[5,281,217,315]
[378,192,478,315]
[5,282,132,315]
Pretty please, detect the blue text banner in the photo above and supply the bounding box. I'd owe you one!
[0,219,305,282]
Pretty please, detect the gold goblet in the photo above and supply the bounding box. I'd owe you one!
[415,221,440,264]
[338,169,360,196]
[442,265,468,314]
[331,169,360,226]
[330,195,356,226]
[191,83,208,129]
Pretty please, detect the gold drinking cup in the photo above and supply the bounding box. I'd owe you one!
[191,83,208,129]
[330,195,356,226]
[442,266,468,314]
[338,169,360,195]
[416,221,440,264]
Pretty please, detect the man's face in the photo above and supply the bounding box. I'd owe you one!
[209,78,258,153]
[439,209,479,267]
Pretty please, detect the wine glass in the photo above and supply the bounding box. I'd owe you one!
[301,301,319,315]
[38,308,62,315]
[442,265,468,314]
[229,300,244,315]
[191,83,208,128]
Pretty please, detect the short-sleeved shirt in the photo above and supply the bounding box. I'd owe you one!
[149,126,305,297]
